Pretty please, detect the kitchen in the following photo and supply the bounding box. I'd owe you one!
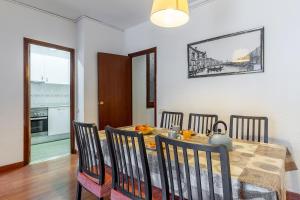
[30,44,71,162]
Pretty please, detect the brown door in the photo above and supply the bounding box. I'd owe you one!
[98,53,132,130]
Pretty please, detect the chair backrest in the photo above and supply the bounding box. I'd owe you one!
[188,113,218,134]
[155,135,232,200]
[105,126,152,200]
[229,115,268,143]
[160,111,184,130]
[73,121,105,184]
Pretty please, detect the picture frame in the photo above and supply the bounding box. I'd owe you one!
[187,27,264,78]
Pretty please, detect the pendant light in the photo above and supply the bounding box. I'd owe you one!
[150,0,190,28]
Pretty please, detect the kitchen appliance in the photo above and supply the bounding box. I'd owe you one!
[207,121,233,151]
[30,108,48,137]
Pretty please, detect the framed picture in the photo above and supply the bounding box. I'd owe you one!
[187,27,264,78]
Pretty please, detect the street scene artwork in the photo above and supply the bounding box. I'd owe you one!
[187,28,264,78]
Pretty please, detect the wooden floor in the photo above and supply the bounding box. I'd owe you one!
[0,155,298,200]
[0,155,97,200]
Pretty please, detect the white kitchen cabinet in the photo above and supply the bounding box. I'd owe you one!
[30,53,45,82]
[43,56,70,85]
[30,51,70,84]
[48,106,70,136]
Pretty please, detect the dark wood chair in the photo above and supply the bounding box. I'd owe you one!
[73,122,112,200]
[188,113,218,134]
[105,126,162,200]
[160,111,184,130]
[155,135,233,200]
[229,115,268,143]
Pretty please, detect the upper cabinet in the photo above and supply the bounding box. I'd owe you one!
[30,46,70,85]
[30,53,45,82]
[43,55,70,85]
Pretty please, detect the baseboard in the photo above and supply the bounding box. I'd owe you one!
[287,191,300,200]
[71,149,77,154]
[0,161,24,173]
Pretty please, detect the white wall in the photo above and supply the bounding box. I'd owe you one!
[132,55,155,126]
[1,0,299,193]
[0,1,125,167]
[76,19,85,123]
[125,0,300,193]
[76,17,125,125]
[0,0,76,166]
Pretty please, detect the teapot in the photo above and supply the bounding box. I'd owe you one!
[207,121,232,151]
[171,124,181,134]
[168,130,181,139]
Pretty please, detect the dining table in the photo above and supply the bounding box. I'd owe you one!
[98,126,297,200]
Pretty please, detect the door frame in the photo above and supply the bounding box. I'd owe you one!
[128,47,157,126]
[23,38,76,165]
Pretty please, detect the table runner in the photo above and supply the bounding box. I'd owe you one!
[98,127,295,200]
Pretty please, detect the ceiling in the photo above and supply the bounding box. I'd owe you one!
[8,0,211,30]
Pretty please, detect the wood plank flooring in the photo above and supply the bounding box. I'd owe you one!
[0,155,96,200]
[0,155,298,200]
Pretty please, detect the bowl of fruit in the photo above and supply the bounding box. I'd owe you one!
[146,141,157,150]
[135,124,154,135]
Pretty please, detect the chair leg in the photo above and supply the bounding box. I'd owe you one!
[76,182,82,200]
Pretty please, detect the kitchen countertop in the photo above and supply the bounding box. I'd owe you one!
[31,105,70,109]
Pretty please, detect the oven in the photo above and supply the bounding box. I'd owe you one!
[30,108,48,136]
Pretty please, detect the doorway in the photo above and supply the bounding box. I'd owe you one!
[129,48,157,126]
[24,38,75,165]
[97,48,157,130]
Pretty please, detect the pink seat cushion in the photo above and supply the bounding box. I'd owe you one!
[110,182,162,200]
[77,167,112,198]
[111,189,132,200]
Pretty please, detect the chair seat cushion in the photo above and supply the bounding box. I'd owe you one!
[110,185,162,200]
[111,189,131,200]
[77,167,112,198]
[152,186,163,200]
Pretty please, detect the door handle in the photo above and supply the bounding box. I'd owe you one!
[99,101,104,105]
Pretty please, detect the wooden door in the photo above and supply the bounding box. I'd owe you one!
[98,53,132,130]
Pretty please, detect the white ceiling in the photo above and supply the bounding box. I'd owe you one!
[8,0,211,30]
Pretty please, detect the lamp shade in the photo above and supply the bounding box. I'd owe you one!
[150,0,189,28]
